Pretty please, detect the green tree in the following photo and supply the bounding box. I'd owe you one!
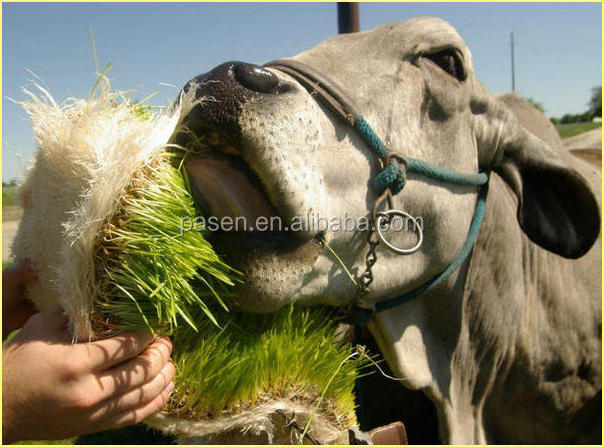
[588,86,601,118]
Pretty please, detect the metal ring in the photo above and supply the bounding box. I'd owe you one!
[375,209,423,255]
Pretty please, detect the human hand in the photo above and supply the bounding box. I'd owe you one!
[2,306,175,443]
[2,261,38,339]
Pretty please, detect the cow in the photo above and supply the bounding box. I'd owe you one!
[177,17,604,443]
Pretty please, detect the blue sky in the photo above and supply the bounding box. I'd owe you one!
[2,2,601,181]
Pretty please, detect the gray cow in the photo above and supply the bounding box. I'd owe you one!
[177,17,601,444]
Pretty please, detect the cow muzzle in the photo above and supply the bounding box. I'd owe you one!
[170,61,296,228]
[173,61,292,144]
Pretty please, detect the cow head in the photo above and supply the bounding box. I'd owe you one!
[173,17,600,442]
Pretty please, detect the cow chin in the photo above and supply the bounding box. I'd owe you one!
[210,231,323,312]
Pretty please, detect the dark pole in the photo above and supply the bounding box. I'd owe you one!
[338,3,359,34]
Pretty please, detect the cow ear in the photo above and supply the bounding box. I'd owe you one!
[495,132,600,259]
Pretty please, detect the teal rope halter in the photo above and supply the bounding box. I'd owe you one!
[356,116,488,195]
[346,114,489,324]
[265,60,491,325]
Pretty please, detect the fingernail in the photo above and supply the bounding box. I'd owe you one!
[166,381,175,394]
[162,337,173,353]
[161,360,175,374]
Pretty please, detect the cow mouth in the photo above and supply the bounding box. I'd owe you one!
[186,151,278,228]
[178,125,323,264]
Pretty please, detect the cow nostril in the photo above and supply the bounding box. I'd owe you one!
[233,63,280,94]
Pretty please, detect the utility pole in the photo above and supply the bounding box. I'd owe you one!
[510,32,516,92]
[338,3,359,34]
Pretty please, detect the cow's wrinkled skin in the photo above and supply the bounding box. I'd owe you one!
[178,17,602,444]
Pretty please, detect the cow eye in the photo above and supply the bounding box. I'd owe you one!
[424,49,467,81]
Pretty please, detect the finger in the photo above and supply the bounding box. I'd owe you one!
[2,261,38,313]
[82,331,159,370]
[90,361,175,419]
[2,300,38,340]
[100,380,174,429]
[93,337,172,395]
[2,260,38,288]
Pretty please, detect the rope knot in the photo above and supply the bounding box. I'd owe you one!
[372,157,407,195]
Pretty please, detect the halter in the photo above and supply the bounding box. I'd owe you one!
[265,60,490,325]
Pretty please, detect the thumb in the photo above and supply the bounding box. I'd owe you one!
[38,305,73,341]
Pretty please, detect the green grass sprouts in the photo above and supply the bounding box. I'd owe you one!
[86,95,368,435]
[168,304,368,429]
[92,152,238,336]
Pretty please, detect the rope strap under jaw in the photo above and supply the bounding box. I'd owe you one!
[343,176,489,326]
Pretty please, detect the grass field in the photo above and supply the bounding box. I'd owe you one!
[3,184,18,205]
[2,184,23,222]
[555,122,602,139]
